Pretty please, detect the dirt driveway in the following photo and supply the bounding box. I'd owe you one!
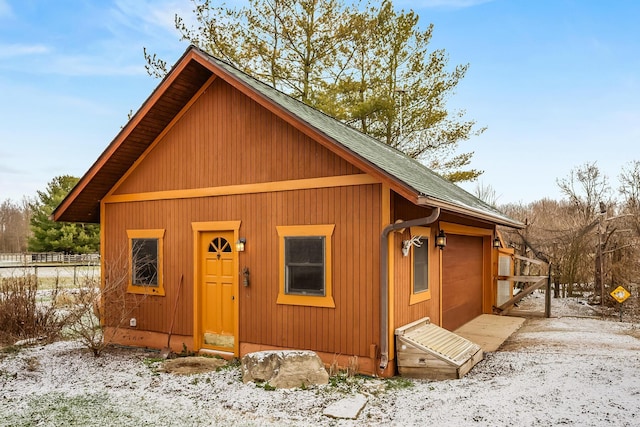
[500,316,640,353]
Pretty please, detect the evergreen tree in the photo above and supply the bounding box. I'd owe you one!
[146,0,484,182]
[28,176,100,254]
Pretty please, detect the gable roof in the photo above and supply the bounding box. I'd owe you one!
[53,45,521,228]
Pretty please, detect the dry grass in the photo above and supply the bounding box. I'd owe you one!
[0,274,72,345]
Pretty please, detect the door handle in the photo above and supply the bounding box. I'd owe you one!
[231,295,235,300]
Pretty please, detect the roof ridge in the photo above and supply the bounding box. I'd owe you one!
[190,45,417,159]
[191,47,512,216]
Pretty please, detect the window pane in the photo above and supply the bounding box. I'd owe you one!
[285,237,325,295]
[286,237,324,263]
[287,265,324,295]
[209,237,231,253]
[413,241,429,293]
[132,238,158,286]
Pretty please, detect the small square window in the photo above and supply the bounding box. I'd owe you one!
[285,236,325,296]
[276,225,335,308]
[132,238,159,286]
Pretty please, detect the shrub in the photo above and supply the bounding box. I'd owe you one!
[0,273,71,345]
[64,277,104,356]
[65,254,149,357]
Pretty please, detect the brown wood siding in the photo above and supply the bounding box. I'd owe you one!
[441,234,484,330]
[102,200,194,335]
[393,228,441,329]
[394,195,431,222]
[103,184,381,358]
[114,78,361,195]
[392,195,440,329]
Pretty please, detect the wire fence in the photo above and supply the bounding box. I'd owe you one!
[0,253,101,287]
[0,252,100,266]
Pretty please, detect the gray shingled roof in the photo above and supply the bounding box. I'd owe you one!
[197,48,520,228]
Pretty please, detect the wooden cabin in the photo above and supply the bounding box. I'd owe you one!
[53,46,521,377]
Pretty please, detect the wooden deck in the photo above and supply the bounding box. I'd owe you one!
[454,314,526,352]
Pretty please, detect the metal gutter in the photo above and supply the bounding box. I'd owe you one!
[416,196,524,229]
[379,207,441,370]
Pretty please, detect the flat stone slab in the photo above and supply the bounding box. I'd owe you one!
[158,356,226,374]
[323,394,368,419]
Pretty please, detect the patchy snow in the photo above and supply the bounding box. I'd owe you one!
[1,296,640,426]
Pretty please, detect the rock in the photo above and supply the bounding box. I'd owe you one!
[158,356,226,374]
[323,394,368,419]
[241,350,329,389]
[13,336,47,347]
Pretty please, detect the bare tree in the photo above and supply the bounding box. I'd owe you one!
[556,162,611,224]
[0,198,31,253]
[473,181,499,207]
[619,160,640,211]
[67,248,149,356]
[501,161,640,308]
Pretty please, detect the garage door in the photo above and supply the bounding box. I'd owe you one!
[442,234,484,331]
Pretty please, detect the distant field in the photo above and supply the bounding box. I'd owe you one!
[0,265,100,288]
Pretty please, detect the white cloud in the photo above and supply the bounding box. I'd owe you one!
[0,43,49,58]
[47,54,145,77]
[0,47,143,77]
[0,1,192,77]
[110,0,194,40]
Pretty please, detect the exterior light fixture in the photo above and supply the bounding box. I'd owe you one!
[235,238,246,252]
[435,230,447,250]
[493,236,501,249]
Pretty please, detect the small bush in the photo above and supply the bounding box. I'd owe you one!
[64,278,104,356]
[0,273,71,345]
[65,251,150,357]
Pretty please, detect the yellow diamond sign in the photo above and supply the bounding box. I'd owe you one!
[610,286,631,303]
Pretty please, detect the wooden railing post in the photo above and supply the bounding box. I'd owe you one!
[545,263,552,318]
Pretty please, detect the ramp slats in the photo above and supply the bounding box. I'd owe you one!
[396,318,482,368]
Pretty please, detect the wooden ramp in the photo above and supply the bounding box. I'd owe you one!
[395,317,483,380]
[454,314,526,352]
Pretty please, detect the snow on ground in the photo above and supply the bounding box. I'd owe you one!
[1,296,640,426]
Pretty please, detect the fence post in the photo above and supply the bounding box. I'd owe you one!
[545,263,552,318]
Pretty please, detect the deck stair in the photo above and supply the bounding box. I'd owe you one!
[395,317,483,380]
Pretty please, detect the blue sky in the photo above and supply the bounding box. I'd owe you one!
[0,0,638,205]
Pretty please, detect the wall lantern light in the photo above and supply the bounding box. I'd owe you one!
[435,230,447,250]
[493,236,501,249]
[235,238,246,252]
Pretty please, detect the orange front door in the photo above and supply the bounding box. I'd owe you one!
[199,231,236,352]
